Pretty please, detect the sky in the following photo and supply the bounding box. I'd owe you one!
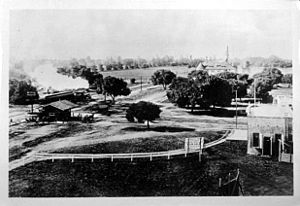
[10,9,293,60]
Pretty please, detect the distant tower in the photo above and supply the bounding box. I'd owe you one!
[225,45,229,63]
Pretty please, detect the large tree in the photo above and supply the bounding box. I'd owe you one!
[125,101,162,129]
[103,76,131,103]
[215,71,248,100]
[167,77,200,110]
[253,68,283,86]
[167,73,232,112]
[250,68,284,102]
[203,75,232,107]
[151,69,176,90]
[187,69,209,82]
[249,77,273,103]
[9,79,39,105]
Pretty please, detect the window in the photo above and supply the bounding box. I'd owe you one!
[49,112,56,117]
[252,133,260,147]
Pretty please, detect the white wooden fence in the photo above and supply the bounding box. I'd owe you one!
[34,130,231,163]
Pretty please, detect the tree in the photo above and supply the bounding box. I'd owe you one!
[215,71,237,80]
[253,68,283,86]
[9,79,39,105]
[167,74,232,112]
[249,77,273,103]
[103,76,131,103]
[215,72,248,100]
[187,69,209,82]
[151,69,176,90]
[167,77,197,110]
[203,76,232,107]
[281,73,292,84]
[125,101,162,129]
[251,68,284,102]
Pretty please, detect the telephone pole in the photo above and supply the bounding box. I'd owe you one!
[140,76,142,91]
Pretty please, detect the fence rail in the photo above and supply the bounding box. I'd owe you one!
[35,130,231,162]
[35,149,191,162]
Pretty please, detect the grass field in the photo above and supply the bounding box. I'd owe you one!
[101,66,193,80]
[9,139,293,197]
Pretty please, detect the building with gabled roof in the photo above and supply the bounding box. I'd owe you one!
[38,100,78,121]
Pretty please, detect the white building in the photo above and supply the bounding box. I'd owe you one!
[246,104,293,162]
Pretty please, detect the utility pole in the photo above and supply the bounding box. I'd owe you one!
[254,78,256,105]
[235,89,238,129]
[235,63,238,129]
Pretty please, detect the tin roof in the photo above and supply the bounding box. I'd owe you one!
[43,100,78,111]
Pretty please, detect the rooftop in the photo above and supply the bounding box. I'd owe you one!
[247,104,292,118]
[196,61,236,71]
[42,100,78,111]
[269,88,293,97]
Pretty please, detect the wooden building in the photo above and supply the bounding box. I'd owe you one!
[38,100,78,121]
[246,104,293,162]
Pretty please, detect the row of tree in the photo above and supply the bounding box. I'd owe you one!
[56,56,205,72]
[151,68,292,111]
[57,65,131,103]
[164,70,237,112]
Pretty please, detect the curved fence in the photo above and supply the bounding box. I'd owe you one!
[34,130,232,162]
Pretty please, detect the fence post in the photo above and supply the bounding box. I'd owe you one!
[168,152,170,160]
[91,155,94,163]
[199,150,202,162]
[185,138,189,157]
[150,154,152,161]
[219,178,222,195]
[228,173,231,195]
[278,140,282,162]
[71,156,74,163]
[131,154,133,162]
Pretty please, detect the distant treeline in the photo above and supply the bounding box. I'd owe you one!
[233,55,292,68]
[54,56,204,71]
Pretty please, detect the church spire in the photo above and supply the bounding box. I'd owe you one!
[225,45,229,63]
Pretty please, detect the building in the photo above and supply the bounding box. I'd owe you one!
[269,88,292,106]
[38,100,78,121]
[246,104,293,162]
[195,46,237,75]
[196,61,237,75]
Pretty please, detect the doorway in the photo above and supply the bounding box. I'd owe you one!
[272,134,282,158]
[263,136,271,156]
